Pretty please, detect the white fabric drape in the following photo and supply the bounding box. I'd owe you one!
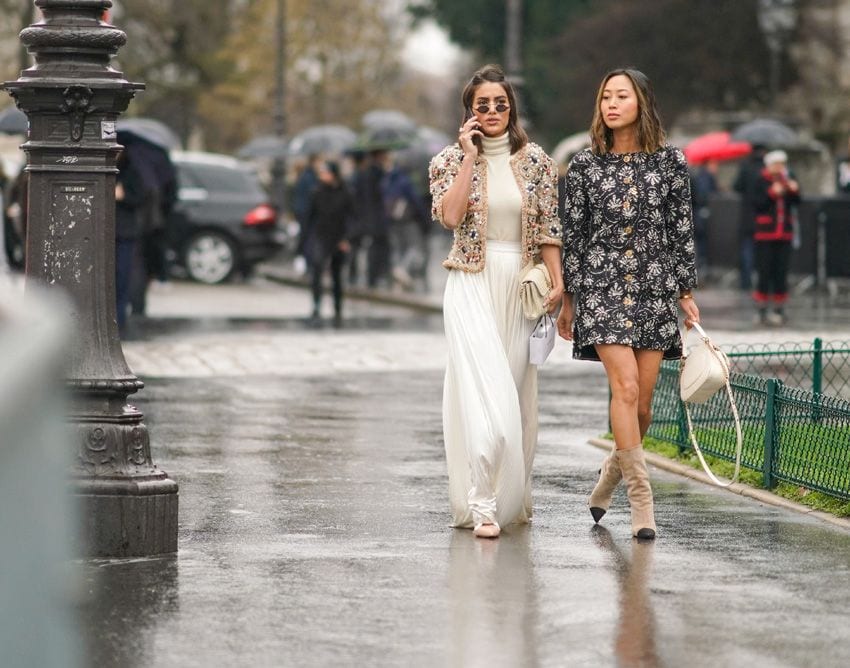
[442,240,538,529]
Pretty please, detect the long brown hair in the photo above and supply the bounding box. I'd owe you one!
[460,64,529,154]
[589,68,666,155]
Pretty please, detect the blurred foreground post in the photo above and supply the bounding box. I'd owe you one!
[2,0,178,557]
[0,285,80,668]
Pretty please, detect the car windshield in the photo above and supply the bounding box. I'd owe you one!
[180,162,265,196]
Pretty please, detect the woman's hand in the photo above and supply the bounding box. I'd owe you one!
[679,296,700,329]
[556,297,574,340]
[543,285,564,314]
[458,116,482,159]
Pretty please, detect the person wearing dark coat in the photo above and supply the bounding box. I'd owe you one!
[115,151,146,334]
[304,161,354,325]
[752,150,800,326]
[733,144,767,290]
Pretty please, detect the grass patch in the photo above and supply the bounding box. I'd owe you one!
[602,432,850,518]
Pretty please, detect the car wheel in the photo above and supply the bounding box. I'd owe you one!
[183,231,237,284]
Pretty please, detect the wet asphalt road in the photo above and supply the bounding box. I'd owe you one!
[78,278,850,668]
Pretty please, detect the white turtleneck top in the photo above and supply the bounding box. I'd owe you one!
[481,132,522,242]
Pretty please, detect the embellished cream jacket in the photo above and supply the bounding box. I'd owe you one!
[428,142,562,272]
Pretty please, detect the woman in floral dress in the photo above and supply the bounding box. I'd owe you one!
[557,68,700,539]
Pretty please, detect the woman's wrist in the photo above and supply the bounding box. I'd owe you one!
[679,290,694,300]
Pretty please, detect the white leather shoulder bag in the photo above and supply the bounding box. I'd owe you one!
[680,323,743,487]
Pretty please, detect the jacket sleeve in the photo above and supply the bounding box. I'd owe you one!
[428,146,461,229]
[664,147,697,292]
[561,153,589,294]
[536,151,562,247]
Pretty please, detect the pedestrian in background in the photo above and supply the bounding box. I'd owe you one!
[380,151,430,290]
[123,133,177,316]
[365,149,392,288]
[292,154,322,274]
[558,68,699,540]
[733,143,767,291]
[304,161,354,327]
[690,158,718,276]
[115,149,145,335]
[429,64,563,538]
[752,149,800,326]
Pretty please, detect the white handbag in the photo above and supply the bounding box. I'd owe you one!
[519,262,552,320]
[680,322,730,404]
[680,323,743,487]
[529,314,555,365]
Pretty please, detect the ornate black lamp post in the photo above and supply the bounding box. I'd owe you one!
[3,0,178,557]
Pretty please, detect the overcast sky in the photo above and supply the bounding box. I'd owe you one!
[402,18,466,77]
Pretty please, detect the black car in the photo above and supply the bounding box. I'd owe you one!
[168,151,282,284]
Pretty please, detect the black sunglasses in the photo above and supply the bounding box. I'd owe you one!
[474,102,510,114]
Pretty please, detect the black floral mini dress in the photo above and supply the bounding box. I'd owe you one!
[561,145,696,361]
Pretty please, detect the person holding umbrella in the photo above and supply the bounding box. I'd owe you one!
[429,64,563,538]
[558,68,699,539]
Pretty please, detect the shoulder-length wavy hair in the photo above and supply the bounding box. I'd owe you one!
[589,68,666,155]
[460,64,528,154]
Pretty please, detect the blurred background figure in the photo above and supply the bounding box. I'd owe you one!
[362,150,391,289]
[292,154,323,275]
[379,150,430,291]
[303,161,354,327]
[690,158,719,277]
[120,129,178,318]
[114,149,145,335]
[752,149,800,326]
[346,151,370,286]
[4,168,28,272]
[733,144,767,291]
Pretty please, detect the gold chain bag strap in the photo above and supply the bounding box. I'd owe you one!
[679,322,743,487]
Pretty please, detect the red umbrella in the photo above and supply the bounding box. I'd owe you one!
[684,131,752,164]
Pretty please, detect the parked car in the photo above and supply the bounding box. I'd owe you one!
[168,151,283,284]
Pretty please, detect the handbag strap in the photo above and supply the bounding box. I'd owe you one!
[682,333,743,487]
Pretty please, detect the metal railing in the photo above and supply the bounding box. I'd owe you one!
[648,339,850,500]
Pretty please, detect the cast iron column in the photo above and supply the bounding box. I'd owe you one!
[3,0,178,557]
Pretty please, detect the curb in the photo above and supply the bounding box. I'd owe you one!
[257,265,443,314]
[588,437,850,533]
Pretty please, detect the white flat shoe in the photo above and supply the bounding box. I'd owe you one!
[473,522,500,539]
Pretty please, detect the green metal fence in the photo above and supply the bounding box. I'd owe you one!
[648,339,850,500]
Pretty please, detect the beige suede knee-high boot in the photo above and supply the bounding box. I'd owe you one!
[588,451,622,523]
[616,446,657,539]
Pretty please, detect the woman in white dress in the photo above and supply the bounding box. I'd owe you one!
[429,64,563,538]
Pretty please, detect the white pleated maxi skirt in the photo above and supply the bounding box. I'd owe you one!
[442,240,538,529]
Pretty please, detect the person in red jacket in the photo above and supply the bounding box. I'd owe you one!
[753,150,800,326]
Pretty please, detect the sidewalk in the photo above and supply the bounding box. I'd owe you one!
[257,234,850,340]
[80,278,850,668]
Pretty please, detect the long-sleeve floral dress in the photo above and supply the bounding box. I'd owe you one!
[561,145,696,361]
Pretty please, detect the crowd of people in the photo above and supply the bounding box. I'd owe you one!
[291,147,431,325]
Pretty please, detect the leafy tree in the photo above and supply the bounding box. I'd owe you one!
[409,0,799,148]
[195,0,411,152]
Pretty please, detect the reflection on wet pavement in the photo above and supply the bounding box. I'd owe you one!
[77,355,850,666]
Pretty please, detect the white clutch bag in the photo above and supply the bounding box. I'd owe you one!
[529,314,556,365]
[680,322,730,404]
[519,262,552,321]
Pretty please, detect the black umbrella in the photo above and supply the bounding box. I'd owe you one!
[116,117,181,150]
[287,124,356,157]
[731,119,801,149]
[352,125,417,153]
[394,126,452,172]
[0,106,28,135]
[237,134,289,160]
[361,109,417,133]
